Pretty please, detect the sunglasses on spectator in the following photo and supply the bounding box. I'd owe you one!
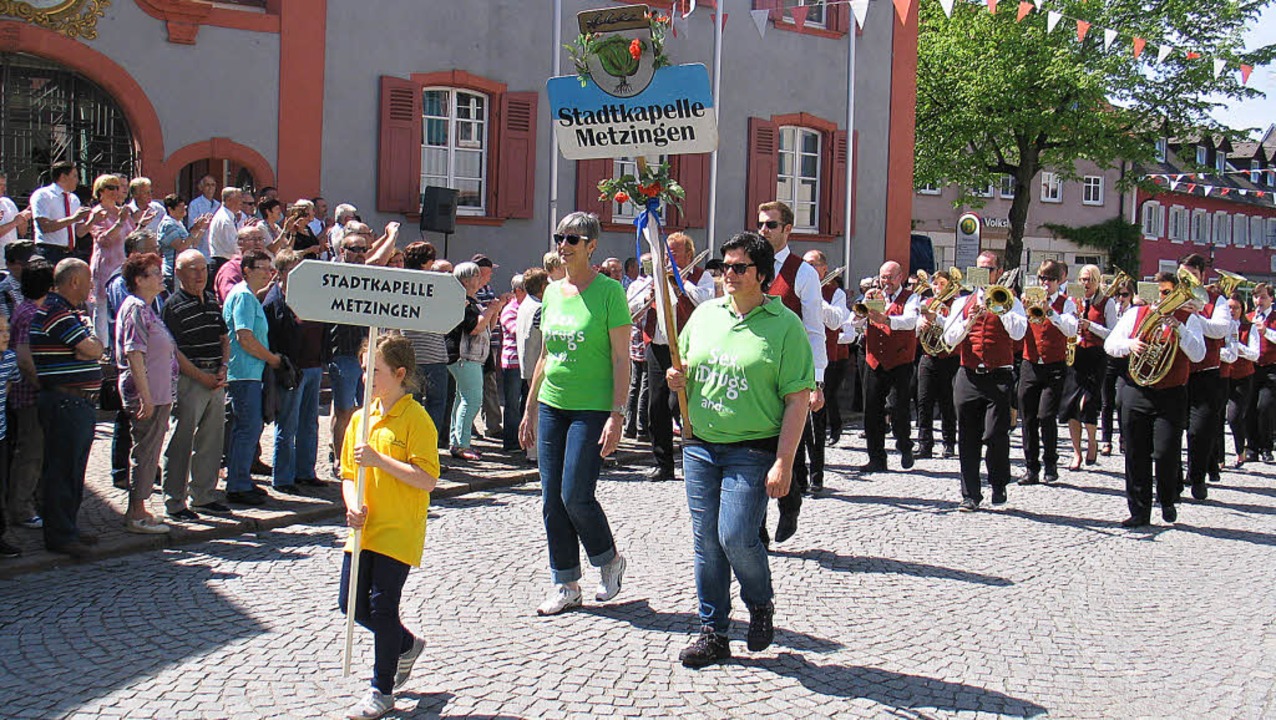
[758,220,782,230]
[345,245,369,253]
[553,233,587,245]
[723,262,756,275]
[1117,291,1131,297]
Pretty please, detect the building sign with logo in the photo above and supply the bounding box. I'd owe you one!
[955,213,982,270]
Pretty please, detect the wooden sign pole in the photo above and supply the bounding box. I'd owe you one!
[342,325,379,676]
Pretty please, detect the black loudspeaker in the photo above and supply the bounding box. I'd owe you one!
[420,186,458,234]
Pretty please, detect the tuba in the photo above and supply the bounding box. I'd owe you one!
[1128,268,1203,387]
[919,268,965,356]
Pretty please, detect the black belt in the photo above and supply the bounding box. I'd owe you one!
[191,359,223,372]
[684,435,779,454]
[964,365,1012,375]
[49,385,101,403]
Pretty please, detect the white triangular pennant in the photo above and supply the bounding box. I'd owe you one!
[1103,28,1118,51]
[1033,0,1043,8]
[1156,45,1172,64]
[851,0,871,28]
[681,0,697,19]
[750,8,769,38]
[1213,58,1227,78]
[1047,10,1061,33]
[1239,189,1248,197]
[939,0,956,16]
[1170,180,1180,191]
[1203,186,1214,196]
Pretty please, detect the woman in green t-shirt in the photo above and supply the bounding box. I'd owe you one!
[667,232,815,669]
[519,212,631,617]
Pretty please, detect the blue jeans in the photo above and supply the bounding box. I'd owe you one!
[447,360,484,449]
[273,367,322,486]
[537,403,616,584]
[226,380,264,493]
[329,354,364,412]
[37,391,97,548]
[416,363,450,444]
[502,367,524,450]
[683,441,775,633]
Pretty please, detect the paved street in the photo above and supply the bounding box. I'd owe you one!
[3,433,1275,719]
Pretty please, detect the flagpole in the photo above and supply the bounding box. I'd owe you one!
[706,0,724,256]
[843,9,856,272]
[549,0,562,248]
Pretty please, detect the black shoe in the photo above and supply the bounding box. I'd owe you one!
[250,459,273,476]
[166,508,201,522]
[828,432,841,447]
[958,498,978,512]
[759,525,770,548]
[1190,482,1208,501]
[859,461,887,474]
[991,488,1007,506]
[1120,516,1150,528]
[943,444,956,458]
[193,501,232,515]
[644,466,676,482]
[679,627,731,668]
[623,428,637,439]
[636,430,650,441]
[0,539,21,558]
[747,601,775,652]
[915,446,934,460]
[808,482,824,495]
[1043,470,1059,484]
[250,486,269,496]
[227,491,266,507]
[1019,470,1041,486]
[775,512,798,543]
[1264,451,1274,463]
[48,540,92,558]
[112,474,128,490]
[273,484,308,496]
[1207,468,1221,483]
[296,477,326,487]
[1162,503,1178,523]
[900,449,915,470]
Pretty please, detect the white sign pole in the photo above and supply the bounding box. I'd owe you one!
[843,19,856,274]
[706,1,724,256]
[549,0,563,247]
[342,325,380,677]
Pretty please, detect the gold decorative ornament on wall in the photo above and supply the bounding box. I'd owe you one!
[0,0,110,40]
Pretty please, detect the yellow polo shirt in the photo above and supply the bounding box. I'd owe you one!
[342,394,440,567]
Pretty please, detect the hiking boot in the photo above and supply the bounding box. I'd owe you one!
[679,627,731,668]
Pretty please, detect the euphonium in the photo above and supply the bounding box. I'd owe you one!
[985,285,1014,315]
[1128,268,1202,387]
[918,269,965,356]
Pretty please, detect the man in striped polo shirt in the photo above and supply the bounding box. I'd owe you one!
[32,258,104,557]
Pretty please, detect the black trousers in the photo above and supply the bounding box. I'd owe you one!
[1227,373,1255,457]
[801,407,826,488]
[825,357,849,441]
[864,362,914,464]
[625,358,649,435]
[780,415,811,516]
[645,343,678,474]
[1248,365,1276,454]
[1017,361,1066,474]
[1120,382,1187,521]
[1101,357,1124,443]
[955,367,1014,503]
[1186,369,1225,484]
[916,353,958,450]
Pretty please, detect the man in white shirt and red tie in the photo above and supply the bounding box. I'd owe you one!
[31,161,92,264]
[849,260,920,473]
[1017,259,1078,485]
[757,201,827,543]
[1245,283,1276,463]
[942,251,1028,512]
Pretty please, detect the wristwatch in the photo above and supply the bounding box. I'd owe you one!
[612,404,626,415]
[815,381,825,391]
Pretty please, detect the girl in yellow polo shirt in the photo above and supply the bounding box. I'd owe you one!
[339,334,440,720]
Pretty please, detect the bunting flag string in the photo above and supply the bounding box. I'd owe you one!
[1146,172,1276,205]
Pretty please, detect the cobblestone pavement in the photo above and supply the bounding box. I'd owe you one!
[3,431,1275,719]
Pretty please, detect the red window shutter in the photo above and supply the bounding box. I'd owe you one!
[496,91,538,219]
[829,2,850,33]
[671,153,710,229]
[746,117,778,230]
[377,76,422,215]
[575,159,614,224]
[823,130,849,236]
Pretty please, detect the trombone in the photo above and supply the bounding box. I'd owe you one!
[821,265,846,287]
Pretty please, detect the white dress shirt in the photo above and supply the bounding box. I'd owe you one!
[30,182,81,248]
[1245,308,1276,357]
[127,199,166,233]
[822,287,850,331]
[624,269,715,345]
[941,290,1028,354]
[187,195,220,228]
[1200,294,1237,339]
[207,205,239,260]
[849,286,920,333]
[1042,291,1079,338]
[773,245,828,381]
[1104,306,1207,363]
[0,196,19,246]
[1078,294,1120,340]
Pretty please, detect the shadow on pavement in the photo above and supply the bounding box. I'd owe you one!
[737,653,1048,717]
[580,598,843,653]
[770,548,1013,587]
[389,690,457,718]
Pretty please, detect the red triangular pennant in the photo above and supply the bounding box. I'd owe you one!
[790,4,808,30]
[1017,2,1033,20]
[1185,184,1197,193]
[1220,188,1230,196]
[1076,20,1090,42]
[987,0,998,14]
[894,0,914,23]
[1133,37,1146,58]
[1258,191,1267,198]
[1186,51,1201,60]
[1241,64,1254,84]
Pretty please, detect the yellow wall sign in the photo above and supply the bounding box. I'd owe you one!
[0,0,109,40]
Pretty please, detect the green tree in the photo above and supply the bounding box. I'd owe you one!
[915,0,1275,269]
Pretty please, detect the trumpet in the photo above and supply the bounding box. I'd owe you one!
[853,292,887,318]
[985,285,1015,315]
[821,265,846,287]
[1023,286,1049,324]
[678,249,710,280]
[1129,267,1203,387]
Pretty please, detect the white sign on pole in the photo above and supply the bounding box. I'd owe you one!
[955,213,982,270]
[285,260,466,333]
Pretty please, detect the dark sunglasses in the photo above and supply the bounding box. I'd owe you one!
[553,233,587,245]
[345,245,369,253]
[1160,289,1172,296]
[723,262,756,275]
[758,220,781,230]
[1117,292,1131,297]
[1036,275,1054,282]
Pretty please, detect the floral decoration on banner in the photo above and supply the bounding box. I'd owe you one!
[566,11,672,89]
[597,160,685,210]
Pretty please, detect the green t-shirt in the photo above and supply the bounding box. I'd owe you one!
[679,296,816,444]
[538,274,631,411]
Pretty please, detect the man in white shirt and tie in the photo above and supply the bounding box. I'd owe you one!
[30,161,92,264]
[187,175,220,228]
[206,187,242,277]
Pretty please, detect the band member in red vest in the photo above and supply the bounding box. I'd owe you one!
[802,250,850,492]
[1223,293,1258,468]
[627,232,716,482]
[849,260,920,472]
[1174,254,1233,500]
[1017,260,1077,485]
[1060,265,1117,472]
[757,201,827,543]
[941,251,1027,512]
[1100,277,1136,455]
[915,269,961,459]
[1245,283,1276,463]
[1105,271,1205,528]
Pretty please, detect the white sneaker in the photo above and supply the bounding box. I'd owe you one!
[393,636,426,691]
[595,554,627,602]
[346,689,393,720]
[536,583,583,616]
[124,517,170,534]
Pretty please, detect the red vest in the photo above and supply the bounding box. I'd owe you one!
[1231,320,1255,380]
[822,283,850,362]
[642,266,704,344]
[1190,289,1224,373]
[1130,305,1194,390]
[959,295,1014,369]
[865,288,918,370]
[1023,294,1070,364]
[767,253,804,317]
[1257,309,1276,367]
[1079,295,1109,350]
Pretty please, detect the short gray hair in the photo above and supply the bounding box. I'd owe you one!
[555,211,601,241]
[221,186,240,202]
[453,261,481,283]
[511,273,524,292]
[334,203,358,221]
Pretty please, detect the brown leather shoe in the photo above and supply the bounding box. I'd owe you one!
[49,541,93,559]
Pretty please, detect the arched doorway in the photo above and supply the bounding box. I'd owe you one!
[0,52,136,206]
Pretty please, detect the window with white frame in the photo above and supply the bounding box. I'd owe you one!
[1216,151,1228,173]
[1168,205,1187,242]
[969,184,995,198]
[1213,211,1230,246]
[611,155,668,221]
[1041,172,1063,203]
[1141,201,1164,239]
[1000,175,1016,198]
[1267,218,1276,247]
[1158,259,1178,275]
[1196,145,1208,166]
[1234,214,1248,246]
[1252,216,1266,248]
[777,125,821,232]
[422,87,488,214]
[1252,160,1262,184]
[917,182,941,195]
[1075,255,1102,268]
[798,0,827,26]
[1191,209,1209,243]
[1082,176,1104,206]
[1155,138,1167,163]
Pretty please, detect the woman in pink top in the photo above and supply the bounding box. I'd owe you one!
[87,174,151,322]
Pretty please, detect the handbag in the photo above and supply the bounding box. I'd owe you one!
[99,361,122,412]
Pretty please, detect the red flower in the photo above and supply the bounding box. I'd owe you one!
[640,183,662,198]
[629,39,642,60]
[614,191,630,204]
